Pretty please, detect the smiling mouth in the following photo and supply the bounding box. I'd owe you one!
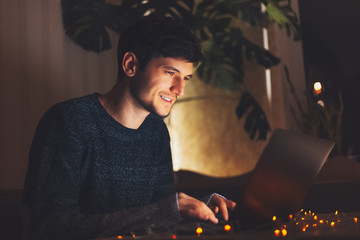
[160,95,175,104]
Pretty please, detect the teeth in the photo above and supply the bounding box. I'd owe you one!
[161,96,171,101]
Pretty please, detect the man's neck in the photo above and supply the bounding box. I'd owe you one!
[98,81,149,129]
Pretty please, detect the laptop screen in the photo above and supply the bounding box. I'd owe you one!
[236,129,334,229]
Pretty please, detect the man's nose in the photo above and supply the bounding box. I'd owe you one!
[170,77,186,97]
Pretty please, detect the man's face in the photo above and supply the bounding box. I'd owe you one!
[130,57,194,117]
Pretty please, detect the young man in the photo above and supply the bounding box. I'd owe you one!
[22,14,235,240]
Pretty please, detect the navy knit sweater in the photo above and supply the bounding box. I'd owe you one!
[22,94,182,239]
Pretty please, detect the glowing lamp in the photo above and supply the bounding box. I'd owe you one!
[330,221,335,227]
[302,227,307,232]
[224,224,231,232]
[335,210,338,215]
[272,216,277,221]
[313,82,322,95]
[289,214,293,220]
[319,220,324,224]
[274,229,280,236]
[281,229,287,237]
[314,215,318,220]
[354,218,358,223]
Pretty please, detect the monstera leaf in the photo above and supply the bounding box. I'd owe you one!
[236,91,270,140]
[61,0,299,140]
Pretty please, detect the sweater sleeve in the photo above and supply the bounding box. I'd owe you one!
[22,107,182,240]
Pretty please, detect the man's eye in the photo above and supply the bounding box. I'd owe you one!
[184,76,190,81]
[166,71,175,76]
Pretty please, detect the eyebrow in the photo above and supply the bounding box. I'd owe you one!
[163,65,193,78]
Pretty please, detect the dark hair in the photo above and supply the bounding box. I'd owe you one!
[117,14,203,78]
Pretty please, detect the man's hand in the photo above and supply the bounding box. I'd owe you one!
[178,192,219,224]
[208,194,236,222]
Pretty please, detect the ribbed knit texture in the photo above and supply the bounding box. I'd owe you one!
[22,94,182,240]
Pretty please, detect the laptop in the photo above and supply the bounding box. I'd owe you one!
[231,128,335,230]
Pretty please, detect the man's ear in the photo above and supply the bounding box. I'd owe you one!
[122,52,138,77]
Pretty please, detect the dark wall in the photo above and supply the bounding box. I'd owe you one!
[299,0,360,156]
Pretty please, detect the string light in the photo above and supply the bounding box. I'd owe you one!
[273,216,277,221]
[117,236,123,239]
[271,209,359,237]
[196,227,203,236]
[172,234,177,239]
[224,224,231,232]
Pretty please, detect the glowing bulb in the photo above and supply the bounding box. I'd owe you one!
[281,229,287,236]
[224,224,231,232]
[272,216,277,221]
[354,218,358,223]
[313,82,322,95]
[302,227,307,232]
[330,221,335,227]
[117,236,123,239]
[172,234,177,239]
[314,215,318,220]
[319,220,324,224]
[274,229,280,236]
[196,227,203,236]
[289,214,293,220]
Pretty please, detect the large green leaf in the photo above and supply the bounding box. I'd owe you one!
[236,91,271,140]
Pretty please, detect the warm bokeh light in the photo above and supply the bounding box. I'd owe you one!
[330,221,335,227]
[319,220,324,224]
[272,216,277,221]
[313,82,322,95]
[196,227,203,236]
[117,236,123,239]
[281,229,287,236]
[302,227,307,232]
[317,100,325,107]
[314,215,318,220]
[274,229,280,236]
[172,234,177,239]
[354,218,358,223]
[335,210,338,215]
[289,214,293,220]
[224,224,231,232]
